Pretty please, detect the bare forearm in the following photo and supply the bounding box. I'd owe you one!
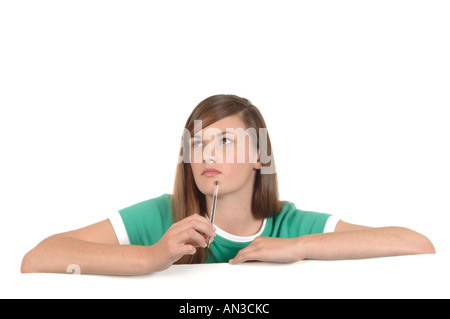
[298,227,435,260]
[21,235,153,275]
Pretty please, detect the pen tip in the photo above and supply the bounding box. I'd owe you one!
[215,181,219,185]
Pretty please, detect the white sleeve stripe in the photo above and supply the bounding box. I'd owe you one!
[323,215,340,233]
[109,212,131,245]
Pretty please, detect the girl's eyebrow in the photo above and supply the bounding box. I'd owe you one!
[193,130,236,139]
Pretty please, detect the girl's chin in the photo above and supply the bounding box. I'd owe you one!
[198,181,227,196]
[201,183,221,195]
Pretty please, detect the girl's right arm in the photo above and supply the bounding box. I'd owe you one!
[21,214,215,275]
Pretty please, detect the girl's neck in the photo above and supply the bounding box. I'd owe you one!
[205,187,264,237]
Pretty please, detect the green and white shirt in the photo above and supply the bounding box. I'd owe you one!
[109,194,340,263]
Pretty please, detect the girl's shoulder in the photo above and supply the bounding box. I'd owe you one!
[269,200,333,237]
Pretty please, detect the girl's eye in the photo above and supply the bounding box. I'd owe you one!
[221,137,233,145]
[192,137,233,148]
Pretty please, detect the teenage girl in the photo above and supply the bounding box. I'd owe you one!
[21,94,435,275]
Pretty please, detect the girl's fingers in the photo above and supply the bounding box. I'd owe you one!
[178,228,209,248]
[178,244,196,256]
[229,237,299,264]
[229,246,255,264]
[173,214,216,238]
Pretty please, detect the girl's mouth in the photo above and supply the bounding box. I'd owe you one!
[201,167,222,177]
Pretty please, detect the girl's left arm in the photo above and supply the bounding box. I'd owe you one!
[229,221,435,264]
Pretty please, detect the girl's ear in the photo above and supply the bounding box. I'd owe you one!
[252,147,262,171]
[253,158,262,171]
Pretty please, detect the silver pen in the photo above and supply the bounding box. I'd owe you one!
[207,181,219,248]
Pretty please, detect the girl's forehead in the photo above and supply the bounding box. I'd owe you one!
[193,115,247,134]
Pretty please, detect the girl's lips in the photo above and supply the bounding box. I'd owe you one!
[202,171,222,177]
[202,168,222,176]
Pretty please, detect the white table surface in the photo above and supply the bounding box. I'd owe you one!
[3,254,448,299]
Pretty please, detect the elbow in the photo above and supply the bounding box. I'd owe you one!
[408,229,436,255]
[21,246,43,274]
[21,235,58,274]
[21,250,35,274]
[418,236,436,255]
[393,227,436,256]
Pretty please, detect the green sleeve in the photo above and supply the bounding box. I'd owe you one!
[271,202,332,238]
[118,194,173,246]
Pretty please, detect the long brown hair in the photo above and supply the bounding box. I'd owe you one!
[172,94,283,264]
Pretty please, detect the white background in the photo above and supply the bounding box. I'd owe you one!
[1,1,449,298]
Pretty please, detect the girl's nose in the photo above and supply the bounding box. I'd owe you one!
[203,141,219,163]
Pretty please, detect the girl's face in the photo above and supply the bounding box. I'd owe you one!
[190,115,262,196]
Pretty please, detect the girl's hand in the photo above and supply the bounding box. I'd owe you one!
[148,214,216,272]
[229,237,303,264]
